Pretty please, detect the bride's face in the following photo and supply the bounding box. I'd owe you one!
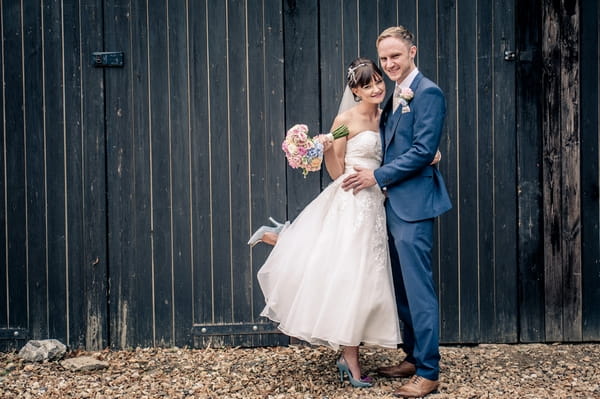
[352,76,386,104]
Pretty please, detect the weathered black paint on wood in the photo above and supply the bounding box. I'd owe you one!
[580,0,600,341]
[0,0,599,350]
[22,1,47,343]
[436,0,460,344]
[246,1,289,348]
[516,0,546,343]
[542,0,582,342]
[284,0,322,216]
[188,0,214,345]
[63,0,86,348]
[80,0,108,350]
[43,0,68,343]
[3,1,28,336]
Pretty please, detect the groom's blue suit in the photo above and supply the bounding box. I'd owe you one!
[374,72,452,381]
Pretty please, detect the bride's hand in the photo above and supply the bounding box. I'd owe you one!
[316,134,335,152]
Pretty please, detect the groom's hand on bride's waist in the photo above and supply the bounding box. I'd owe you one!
[342,166,377,194]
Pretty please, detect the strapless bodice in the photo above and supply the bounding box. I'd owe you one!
[344,130,382,174]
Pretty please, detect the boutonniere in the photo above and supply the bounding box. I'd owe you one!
[396,87,414,113]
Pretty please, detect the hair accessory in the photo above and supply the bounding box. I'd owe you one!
[347,63,368,84]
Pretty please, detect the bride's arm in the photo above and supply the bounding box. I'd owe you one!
[323,116,348,180]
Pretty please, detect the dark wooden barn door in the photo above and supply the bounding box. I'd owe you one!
[99,0,520,348]
[5,0,597,350]
[101,0,289,348]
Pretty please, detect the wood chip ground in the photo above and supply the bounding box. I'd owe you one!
[1,343,598,398]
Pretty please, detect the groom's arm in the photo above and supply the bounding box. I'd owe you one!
[373,85,445,189]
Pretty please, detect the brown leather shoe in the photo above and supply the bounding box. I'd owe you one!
[377,360,416,378]
[393,375,440,398]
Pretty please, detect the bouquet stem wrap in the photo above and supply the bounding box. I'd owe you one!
[323,124,350,142]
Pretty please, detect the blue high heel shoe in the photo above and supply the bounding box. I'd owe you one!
[336,356,373,388]
[247,217,285,247]
[268,217,284,228]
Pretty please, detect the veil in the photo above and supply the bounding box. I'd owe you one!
[336,85,357,116]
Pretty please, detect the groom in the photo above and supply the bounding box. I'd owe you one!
[342,26,452,398]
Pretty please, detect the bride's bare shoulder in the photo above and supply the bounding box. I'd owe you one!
[332,108,355,128]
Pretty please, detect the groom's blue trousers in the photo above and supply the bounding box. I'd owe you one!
[385,203,440,381]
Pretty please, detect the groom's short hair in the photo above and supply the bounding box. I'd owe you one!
[376,26,416,48]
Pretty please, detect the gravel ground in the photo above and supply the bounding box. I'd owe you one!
[1,343,599,398]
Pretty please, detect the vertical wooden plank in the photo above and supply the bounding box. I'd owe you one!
[475,0,505,342]
[227,0,251,328]
[284,0,321,217]
[207,0,233,326]
[375,0,403,99]
[80,0,108,350]
[0,2,5,331]
[104,0,128,349]
[456,0,479,343]
[42,0,68,341]
[357,0,379,62]
[320,0,344,132]
[104,0,135,348]
[492,0,518,342]
[580,0,600,341]
[516,0,545,343]
[475,0,496,343]
[247,0,289,347]
[416,0,438,79]
[189,0,213,329]
[2,1,28,331]
[559,0,581,342]
[418,0,446,339]
[130,0,154,348]
[105,0,155,348]
[542,0,563,342]
[23,0,48,344]
[342,0,358,74]
[168,0,193,348]
[62,0,86,348]
[396,0,416,40]
[147,1,174,346]
[436,0,460,343]
[377,0,398,37]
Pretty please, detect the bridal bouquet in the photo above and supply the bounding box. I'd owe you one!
[282,124,349,177]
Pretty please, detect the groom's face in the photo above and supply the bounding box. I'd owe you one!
[377,37,417,84]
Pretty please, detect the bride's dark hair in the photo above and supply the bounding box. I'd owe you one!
[346,58,383,100]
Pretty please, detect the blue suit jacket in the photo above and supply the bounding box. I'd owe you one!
[374,72,452,222]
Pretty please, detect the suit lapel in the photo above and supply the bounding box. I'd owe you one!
[380,96,393,155]
[383,72,424,151]
[410,72,423,92]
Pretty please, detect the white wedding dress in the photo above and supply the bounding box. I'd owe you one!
[257,130,402,350]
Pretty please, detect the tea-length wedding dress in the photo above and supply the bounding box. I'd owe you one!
[257,130,402,350]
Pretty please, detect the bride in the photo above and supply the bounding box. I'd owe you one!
[251,58,402,388]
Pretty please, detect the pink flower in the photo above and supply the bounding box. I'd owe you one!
[399,87,414,101]
[281,124,349,178]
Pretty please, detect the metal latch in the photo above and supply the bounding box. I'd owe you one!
[504,50,517,61]
[504,49,534,62]
[92,52,124,67]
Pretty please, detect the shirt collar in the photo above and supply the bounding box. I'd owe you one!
[397,68,419,89]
